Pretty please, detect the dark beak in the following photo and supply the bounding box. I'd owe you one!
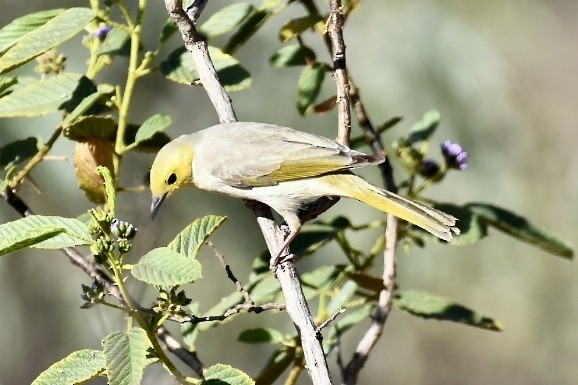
[150,193,167,219]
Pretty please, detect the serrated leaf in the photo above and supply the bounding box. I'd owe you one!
[31,349,105,385]
[238,328,285,345]
[408,110,440,144]
[102,328,149,385]
[132,247,202,286]
[0,215,91,255]
[394,289,503,331]
[161,46,251,92]
[0,8,95,74]
[63,115,117,141]
[201,364,254,385]
[269,44,316,67]
[97,166,116,214]
[279,14,324,42]
[96,27,130,56]
[466,203,574,258]
[0,227,64,257]
[134,114,172,145]
[297,63,325,115]
[0,9,64,54]
[0,137,40,168]
[199,3,256,38]
[167,215,226,258]
[0,72,83,117]
[224,9,272,54]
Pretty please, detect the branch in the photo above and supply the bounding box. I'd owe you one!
[327,0,351,146]
[164,2,332,384]
[164,0,236,122]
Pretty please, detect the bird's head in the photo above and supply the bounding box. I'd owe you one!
[149,135,195,218]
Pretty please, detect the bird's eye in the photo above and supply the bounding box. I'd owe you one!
[167,173,177,185]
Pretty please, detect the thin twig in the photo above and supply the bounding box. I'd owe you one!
[317,308,345,332]
[180,302,285,324]
[207,240,253,304]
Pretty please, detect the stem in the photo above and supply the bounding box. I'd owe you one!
[8,127,63,191]
[107,253,189,383]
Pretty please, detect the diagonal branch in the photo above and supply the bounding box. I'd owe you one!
[164,1,333,384]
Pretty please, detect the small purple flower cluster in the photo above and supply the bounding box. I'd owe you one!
[94,25,112,40]
[441,140,468,170]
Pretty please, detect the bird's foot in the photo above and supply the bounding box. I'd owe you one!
[269,252,296,272]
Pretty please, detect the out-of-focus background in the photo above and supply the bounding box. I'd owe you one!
[0,1,576,384]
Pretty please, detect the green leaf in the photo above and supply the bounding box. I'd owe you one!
[296,63,325,115]
[62,91,104,126]
[167,215,226,258]
[255,348,294,385]
[0,227,64,257]
[97,166,116,215]
[124,123,172,152]
[223,9,272,54]
[238,328,285,345]
[0,72,83,117]
[159,19,178,44]
[134,114,172,145]
[408,110,440,144]
[0,215,91,256]
[291,229,338,256]
[199,3,256,38]
[161,46,251,92]
[269,44,316,67]
[96,27,130,56]
[327,280,358,315]
[102,328,149,385]
[432,203,488,246]
[0,75,17,95]
[300,265,341,289]
[31,349,105,385]
[325,303,374,350]
[0,8,95,74]
[0,137,40,168]
[0,9,64,54]
[466,203,574,258]
[394,289,503,331]
[63,115,117,141]
[132,247,202,286]
[345,271,383,294]
[279,14,324,42]
[200,364,254,385]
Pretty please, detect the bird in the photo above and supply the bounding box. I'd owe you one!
[149,122,459,266]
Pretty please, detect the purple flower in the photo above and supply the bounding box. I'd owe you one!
[419,159,441,178]
[441,140,468,170]
[94,25,112,40]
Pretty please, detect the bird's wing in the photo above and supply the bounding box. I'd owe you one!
[197,123,384,187]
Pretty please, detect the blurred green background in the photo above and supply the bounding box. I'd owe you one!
[0,1,576,384]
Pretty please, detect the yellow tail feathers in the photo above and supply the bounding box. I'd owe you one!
[321,174,460,241]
